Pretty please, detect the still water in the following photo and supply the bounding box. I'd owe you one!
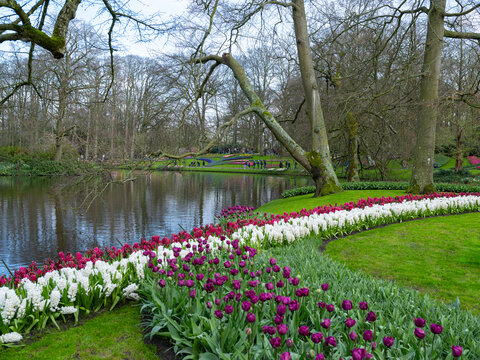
[0,171,310,276]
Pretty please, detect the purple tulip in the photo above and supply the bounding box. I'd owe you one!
[266,282,274,290]
[189,289,196,299]
[274,314,284,325]
[351,348,366,360]
[286,338,293,348]
[414,317,426,327]
[325,336,337,347]
[383,336,394,348]
[277,324,288,336]
[270,337,281,349]
[345,317,356,328]
[318,301,326,309]
[342,299,353,311]
[321,283,329,291]
[280,352,292,360]
[311,332,324,344]
[298,325,310,336]
[246,312,256,323]
[277,304,287,315]
[242,300,252,312]
[270,258,277,265]
[225,305,233,314]
[366,311,376,322]
[326,304,335,312]
[452,346,463,357]
[321,319,331,329]
[158,279,166,288]
[414,328,426,339]
[315,354,325,360]
[288,299,299,312]
[214,309,223,319]
[363,330,373,341]
[430,323,443,335]
[359,301,368,310]
[350,331,358,341]
[277,280,285,288]
[262,325,276,335]
[206,301,212,309]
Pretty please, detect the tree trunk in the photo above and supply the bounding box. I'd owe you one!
[346,112,360,182]
[408,0,446,194]
[130,111,137,160]
[455,124,463,172]
[292,0,342,196]
[54,82,67,161]
[221,51,340,196]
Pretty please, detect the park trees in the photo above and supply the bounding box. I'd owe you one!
[174,0,343,197]
[407,0,480,193]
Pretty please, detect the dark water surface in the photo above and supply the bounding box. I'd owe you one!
[0,171,310,276]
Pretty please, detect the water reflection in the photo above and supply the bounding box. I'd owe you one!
[0,172,310,276]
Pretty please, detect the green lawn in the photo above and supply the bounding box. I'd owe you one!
[0,304,159,360]
[326,213,480,312]
[256,189,407,214]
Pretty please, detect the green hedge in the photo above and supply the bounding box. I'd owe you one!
[281,181,480,198]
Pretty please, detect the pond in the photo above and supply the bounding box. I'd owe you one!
[0,171,310,276]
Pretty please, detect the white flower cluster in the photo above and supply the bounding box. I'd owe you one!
[0,332,22,344]
[0,244,151,342]
[231,195,480,247]
[122,283,139,300]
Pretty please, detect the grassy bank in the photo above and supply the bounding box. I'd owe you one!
[0,304,159,360]
[326,213,480,312]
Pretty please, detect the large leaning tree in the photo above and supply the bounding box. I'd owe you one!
[407,0,480,193]
[163,0,342,197]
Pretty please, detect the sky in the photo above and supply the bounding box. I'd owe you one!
[75,0,191,57]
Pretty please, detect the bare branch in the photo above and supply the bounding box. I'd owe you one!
[444,29,480,41]
[444,3,480,17]
[156,106,256,159]
[0,0,31,26]
[0,0,46,36]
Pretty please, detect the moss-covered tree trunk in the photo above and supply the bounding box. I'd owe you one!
[346,111,360,182]
[292,0,342,196]
[408,0,446,194]
[219,53,339,196]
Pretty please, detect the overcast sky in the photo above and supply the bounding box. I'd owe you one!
[76,0,191,57]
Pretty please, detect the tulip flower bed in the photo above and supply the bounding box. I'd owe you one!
[138,235,480,359]
[1,192,479,358]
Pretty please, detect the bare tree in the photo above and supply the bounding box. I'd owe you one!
[164,0,343,197]
[408,0,480,193]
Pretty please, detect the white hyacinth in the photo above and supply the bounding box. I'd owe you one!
[0,332,23,344]
[60,306,78,315]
